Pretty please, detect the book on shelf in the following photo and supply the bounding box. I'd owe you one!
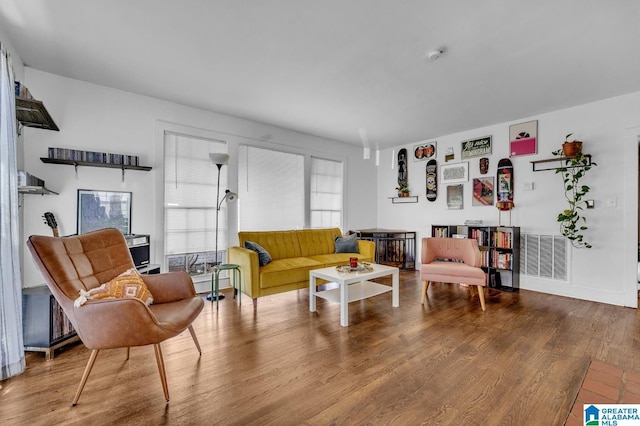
[48,147,139,166]
[15,81,33,99]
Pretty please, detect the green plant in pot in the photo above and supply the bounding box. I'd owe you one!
[552,138,597,248]
[395,183,409,197]
[561,133,583,157]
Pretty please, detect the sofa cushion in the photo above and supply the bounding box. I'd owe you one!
[297,228,342,256]
[238,230,302,260]
[335,233,359,253]
[259,257,323,289]
[244,241,272,266]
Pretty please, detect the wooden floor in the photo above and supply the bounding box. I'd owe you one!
[2,271,640,425]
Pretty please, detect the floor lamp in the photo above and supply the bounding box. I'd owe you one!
[207,153,238,301]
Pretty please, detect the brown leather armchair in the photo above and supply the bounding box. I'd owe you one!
[27,228,204,405]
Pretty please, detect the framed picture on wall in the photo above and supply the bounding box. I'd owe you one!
[441,162,469,184]
[509,120,538,157]
[472,177,494,206]
[413,141,437,161]
[446,184,464,210]
[77,189,132,235]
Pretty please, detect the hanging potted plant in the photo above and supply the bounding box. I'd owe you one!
[561,133,583,157]
[552,138,596,248]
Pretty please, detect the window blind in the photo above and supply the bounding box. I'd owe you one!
[238,145,304,231]
[310,157,343,228]
[164,133,227,256]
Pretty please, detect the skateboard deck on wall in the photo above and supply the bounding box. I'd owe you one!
[397,148,408,187]
[426,159,437,202]
[496,158,514,211]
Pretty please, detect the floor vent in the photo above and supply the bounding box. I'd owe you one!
[520,234,567,281]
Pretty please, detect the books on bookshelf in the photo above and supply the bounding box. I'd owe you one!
[17,170,45,187]
[493,230,513,248]
[51,298,75,341]
[15,81,33,99]
[48,147,139,166]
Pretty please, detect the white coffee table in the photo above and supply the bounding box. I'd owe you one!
[309,263,399,327]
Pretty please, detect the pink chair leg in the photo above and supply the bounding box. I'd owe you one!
[477,285,486,311]
[421,280,430,304]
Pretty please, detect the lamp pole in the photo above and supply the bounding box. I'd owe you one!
[214,162,223,299]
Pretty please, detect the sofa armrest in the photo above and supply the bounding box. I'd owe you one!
[357,240,376,262]
[228,246,259,299]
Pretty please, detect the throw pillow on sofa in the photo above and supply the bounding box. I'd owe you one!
[244,241,272,266]
[335,233,360,253]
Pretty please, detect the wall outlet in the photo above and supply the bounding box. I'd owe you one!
[586,199,595,209]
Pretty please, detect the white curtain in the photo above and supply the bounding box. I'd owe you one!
[0,42,25,380]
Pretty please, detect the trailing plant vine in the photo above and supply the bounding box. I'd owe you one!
[552,149,597,248]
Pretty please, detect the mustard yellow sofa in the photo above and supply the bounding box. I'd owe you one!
[228,228,375,307]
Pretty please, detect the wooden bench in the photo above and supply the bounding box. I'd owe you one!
[420,237,487,310]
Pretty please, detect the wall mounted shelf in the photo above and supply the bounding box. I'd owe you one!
[16,97,59,132]
[390,196,418,204]
[18,185,58,195]
[41,157,152,181]
[530,154,592,172]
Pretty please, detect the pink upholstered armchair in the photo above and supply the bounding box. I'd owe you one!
[27,228,204,405]
[420,237,488,310]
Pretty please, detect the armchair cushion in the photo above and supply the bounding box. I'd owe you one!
[74,268,153,307]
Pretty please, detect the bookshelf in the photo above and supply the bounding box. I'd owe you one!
[431,225,520,292]
[15,97,59,132]
[22,286,79,360]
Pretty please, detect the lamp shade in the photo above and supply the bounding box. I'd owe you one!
[225,190,238,202]
[209,153,230,166]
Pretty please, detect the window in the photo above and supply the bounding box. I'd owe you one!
[238,145,305,231]
[310,157,343,228]
[164,133,227,277]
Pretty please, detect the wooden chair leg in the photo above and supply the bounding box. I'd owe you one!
[153,344,170,402]
[188,325,202,354]
[72,349,99,406]
[421,280,430,304]
[126,347,130,360]
[477,285,486,311]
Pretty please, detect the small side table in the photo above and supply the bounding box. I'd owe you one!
[211,264,242,309]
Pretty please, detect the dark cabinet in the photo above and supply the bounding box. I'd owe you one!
[22,286,78,360]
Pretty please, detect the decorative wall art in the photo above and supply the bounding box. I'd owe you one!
[446,184,464,210]
[472,177,494,206]
[445,147,455,162]
[461,136,492,159]
[77,189,132,235]
[441,162,469,184]
[397,148,408,186]
[509,120,538,157]
[479,157,489,174]
[413,141,436,161]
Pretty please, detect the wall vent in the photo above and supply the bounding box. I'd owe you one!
[520,234,567,281]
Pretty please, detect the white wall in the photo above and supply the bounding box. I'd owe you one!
[20,68,378,288]
[378,91,640,308]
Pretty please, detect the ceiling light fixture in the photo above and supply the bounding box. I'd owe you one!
[427,47,446,61]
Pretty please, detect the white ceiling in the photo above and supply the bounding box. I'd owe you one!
[1,1,639,149]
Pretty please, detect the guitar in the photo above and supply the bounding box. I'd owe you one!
[43,212,59,237]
